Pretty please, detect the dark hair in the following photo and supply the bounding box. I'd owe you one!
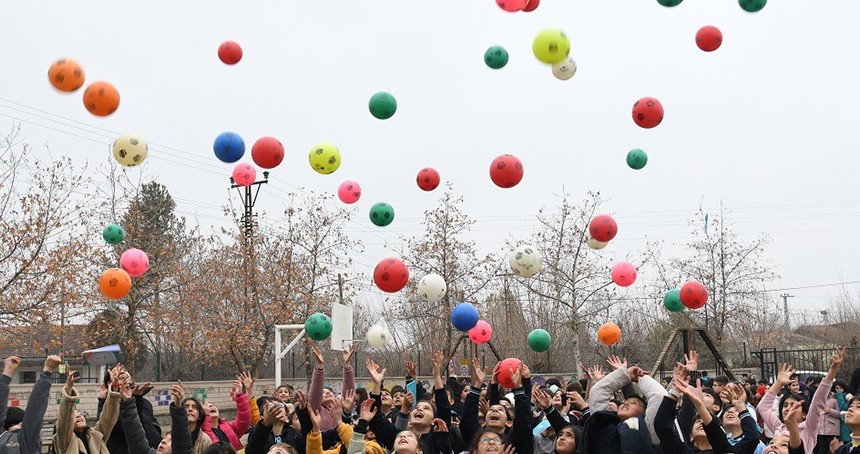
[849,396,860,407]
[416,399,437,417]
[546,378,563,388]
[702,388,722,411]
[390,385,406,396]
[626,394,647,409]
[4,406,24,430]
[468,427,506,452]
[713,376,729,386]
[777,393,809,423]
[355,387,369,403]
[181,397,205,432]
[833,380,849,393]
[275,384,293,392]
[256,396,269,410]
[567,381,584,394]
[203,442,236,454]
[554,425,582,454]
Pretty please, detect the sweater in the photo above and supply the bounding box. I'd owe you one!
[201,392,251,450]
[0,372,52,454]
[309,366,356,432]
[757,377,833,454]
[53,388,120,454]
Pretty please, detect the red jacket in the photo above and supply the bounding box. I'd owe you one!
[202,392,251,450]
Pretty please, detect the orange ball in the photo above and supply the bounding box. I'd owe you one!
[99,268,131,299]
[83,81,120,116]
[48,58,85,92]
[597,322,622,346]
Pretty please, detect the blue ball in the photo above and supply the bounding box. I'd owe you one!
[214,132,245,163]
[451,303,479,331]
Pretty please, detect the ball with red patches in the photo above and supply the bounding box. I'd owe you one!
[251,137,284,169]
[468,320,493,344]
[489,154,524,188]
[589,214,618,242]
[680,281,709,309]
[416,167,441,191]
[373,257,409,293]
[496,0,527,12]
[218,41,243,64]
[696,26,722,52]
[632,97,664,129]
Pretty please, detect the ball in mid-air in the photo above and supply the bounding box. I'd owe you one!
[626,148,648,170]
[509,245,542,278]
[102,224,125,245]
[309,143,341,175]
[369,202,395,227]
[532,29,571,64]
[83,81,120,116]
[369,92,397,120]
[112,134,148,167]
[484,46,509,69]
[632,97,664,129]
[305,313,333,341]
[48,58,85,92]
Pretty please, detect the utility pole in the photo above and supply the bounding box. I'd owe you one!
[780,293,794,331]
[231,171,269,301]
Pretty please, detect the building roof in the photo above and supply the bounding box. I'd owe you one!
[0,323,89,363]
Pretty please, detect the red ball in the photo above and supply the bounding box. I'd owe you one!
[218,41,243,65]
[523,0,540,12]
[373,257,409,293]
[680,281,709,309]
[416,167,441,191]
[589,214,618,242]
[489,154,524,188]
[251,137,284,169]
[496,0,528,12]
[632,97,664,129]
[696,26,722,52]
[495,358,522,389]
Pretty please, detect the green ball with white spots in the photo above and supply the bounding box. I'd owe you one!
[738,0,766,12]
[657,0,682,6]
[663,289,684,312]
[370,202,395,227]
[626,148,648,170]
[484,46,509,69]
[528,329,552,352]
[305,313,333,341]
[369,92,397,120]
[102,223,125,245]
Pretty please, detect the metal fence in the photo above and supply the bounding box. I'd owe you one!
[754,347,860,383]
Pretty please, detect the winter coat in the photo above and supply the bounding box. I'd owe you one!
[817,393,842,436]
[369,387,454,454]
[0,372,53,454]
[52,388,119,454]
[309,366,355,432]
[244,421,303,454]
[306,424,352,454]
[100,390,162,454]
[757,378,833,454]
[836,392,854,443]
[201,392,251,450]
[119,397,191,454]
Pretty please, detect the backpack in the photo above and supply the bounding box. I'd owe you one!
[0,431,21,454]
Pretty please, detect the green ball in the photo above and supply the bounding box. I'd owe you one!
[739,0,766,12]
[663,289,684,312]
[626,148,648,170]
[657,0,682,6]
[102,223,125,245]
[527,329,552,352]
[305,313,333,341]
[369,92,397,120]
[484,46,509,70]
[370,202,395,227]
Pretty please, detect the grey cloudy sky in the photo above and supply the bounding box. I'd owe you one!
[3,1,859,320]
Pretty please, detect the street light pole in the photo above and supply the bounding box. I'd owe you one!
[230,171,269,301]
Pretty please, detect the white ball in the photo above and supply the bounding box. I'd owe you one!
[418,273,447,302]
[367,324,390,348]
[509,244,542,278]
[112,134,148,167]
[586,236,608,250]
[552,58,577,81]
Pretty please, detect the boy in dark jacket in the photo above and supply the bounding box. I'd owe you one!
[0,355,60,454]
[119,381,191,454]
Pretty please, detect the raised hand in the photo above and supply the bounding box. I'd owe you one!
[294,390,307,410]
[341,389,357,415]
[728,383,747,410]
[359,398,377,422]
[783,399,805,428]
[502,444,516,454]
[401,392,415,413]
[448,359,456,377]
[238,371,255,396]
[683,351,699,372]
[628,366,645,383]
[170,381,185,406]
[567,391,587,410]
[827,347,846,380]
[3,356,20,376]
[44,354,62,373]
[366,359,386,385]
[405,359,417,378]
[471,358,488,388]
[589,365,605,382]
[492,362,502,384]
[311,347,325,369]
[108,363,123,385]
[343,343,357,365]
[433,418,449,433]
[606,355,627,371]
[510,364,523,389]
[132,382,151,397]
[263,402,285,427]
[776,363,796,386]
[673,362,688,384]
[64,370,80,395]
[120,382,133,400]
[308,406,322,432]
[432,351,444,377]
[521,363,532,379]
[676,378,705,407]
[532,388,551,410]
[478,396,489,416]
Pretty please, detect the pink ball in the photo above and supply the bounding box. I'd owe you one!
[496,0,528,12]
[611,261,637,287]
[468,320,493,344]
[338,180,361,204]
[233,163,256,186]
[120,248,150,278]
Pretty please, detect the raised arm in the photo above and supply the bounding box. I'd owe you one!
[460,358,486,445]
[342,344,356,396]
[227,377,252,437]
[0,356,19,424]
[55,365,80,454]
[509,362,533,454]
[588,356,632,412]
[170,382,193,454]
[758,363,794,432]
[309,347,326,410]
[638,370,668,446]
[807,347,845,436]
[118,386,153,454]
[22,355,59,454]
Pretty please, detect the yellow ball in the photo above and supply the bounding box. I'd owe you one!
[112,134,148,167]
[308,143,341,175]
[532,29,571,64]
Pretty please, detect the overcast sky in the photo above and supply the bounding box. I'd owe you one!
[3,1,860,322]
